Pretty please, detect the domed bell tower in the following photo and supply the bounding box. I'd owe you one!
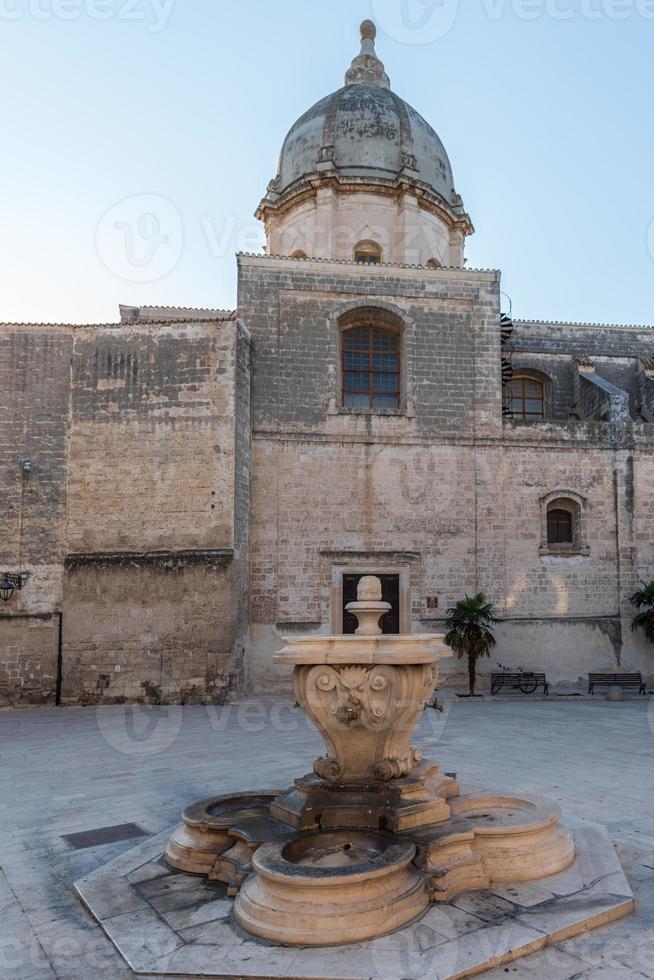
[256,21,473,268]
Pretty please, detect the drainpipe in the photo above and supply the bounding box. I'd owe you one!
[55,611,63,706]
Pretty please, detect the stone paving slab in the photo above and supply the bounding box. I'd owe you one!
[1,700,652,978]
[74,824,634,979]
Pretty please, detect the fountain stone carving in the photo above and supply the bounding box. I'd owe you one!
[165,576,575,947]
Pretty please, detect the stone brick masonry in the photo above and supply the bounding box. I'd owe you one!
[1,256,653,703]
[0,314,250,705]
[238,256,654,694]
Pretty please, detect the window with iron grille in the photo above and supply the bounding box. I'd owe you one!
[547,508,574,545]
[507,376,545,420]
[342,325,400,411]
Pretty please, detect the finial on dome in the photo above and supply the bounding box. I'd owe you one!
[345,19,390,89]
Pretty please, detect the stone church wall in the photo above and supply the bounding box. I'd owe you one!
[239,255,503,691]
[2,254,653,703]
[61,558,233,704]
[240,256,654,694]
[0,316,248,705]
[0,327,71,703]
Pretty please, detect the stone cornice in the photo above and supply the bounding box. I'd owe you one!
[0,317,237,332]
[515,318,654,332]
[251,426,654,450]
[256,172,474,236]
[65,549,234,570]
[237,252,498,280]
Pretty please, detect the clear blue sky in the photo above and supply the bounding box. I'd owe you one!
[1,0,653,326]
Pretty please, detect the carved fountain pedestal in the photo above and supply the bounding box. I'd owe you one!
[165,577,575,947]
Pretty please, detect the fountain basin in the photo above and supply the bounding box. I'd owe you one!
[234,831,428,946]
[282,829,392,868]
[274,632,450,665]
[165,792,281,875]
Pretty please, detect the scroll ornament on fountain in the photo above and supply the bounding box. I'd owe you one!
[287,575,446,784]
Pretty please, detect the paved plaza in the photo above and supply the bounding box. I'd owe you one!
[2,697,654,979]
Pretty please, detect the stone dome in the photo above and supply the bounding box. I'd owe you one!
[256,21,472,267]
[275,85,456,206]
[262,21,461,213]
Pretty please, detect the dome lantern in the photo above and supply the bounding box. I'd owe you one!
[344,20,390,89]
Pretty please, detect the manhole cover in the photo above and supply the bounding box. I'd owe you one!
[63,823,149,850]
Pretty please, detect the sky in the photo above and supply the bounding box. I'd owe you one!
[1,0,653,326]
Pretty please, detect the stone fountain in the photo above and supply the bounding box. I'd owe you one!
[165,576,575,947]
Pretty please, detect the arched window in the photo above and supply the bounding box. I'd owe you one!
[342,323,400,410]
[544,497,583,551]
[354,241,382,265]
[426,258,442,269]
[507,374,546,420]
[291,249,308,259]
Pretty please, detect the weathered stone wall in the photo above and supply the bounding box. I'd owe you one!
[67,321,236,554]
[0,615,60,705]
[0,315,248,706]
[0,327,70,703]
[240,256,501,690]
[61,558,233,704]
[3,256,654,704]
[238,255,502,440]
[241,256,654,693]
[512,320,654,420]
[229,322,253,690]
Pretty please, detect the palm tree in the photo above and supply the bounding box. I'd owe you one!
[444,593,499,697]
[630,581,654,644]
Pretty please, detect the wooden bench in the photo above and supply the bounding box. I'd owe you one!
[588,673,646,695]
[491,672,549,696]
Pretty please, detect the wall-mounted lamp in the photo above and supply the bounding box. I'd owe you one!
[0,572,30,603]
[20,459,32,476]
